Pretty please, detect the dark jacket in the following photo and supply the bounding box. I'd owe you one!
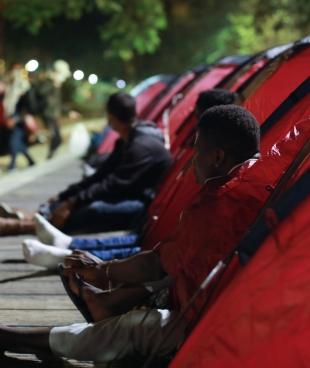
[59,127,172,207]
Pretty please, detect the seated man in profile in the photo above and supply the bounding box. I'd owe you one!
[0,105,273,363]
[0,92,172,235]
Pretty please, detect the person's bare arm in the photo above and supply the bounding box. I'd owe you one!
[63,250,165,289]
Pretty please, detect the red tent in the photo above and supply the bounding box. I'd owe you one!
[133,75,175,118]
[145,71,199,123]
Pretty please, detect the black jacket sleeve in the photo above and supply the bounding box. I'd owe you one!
[58,139,123,201]
[72,143,167,206]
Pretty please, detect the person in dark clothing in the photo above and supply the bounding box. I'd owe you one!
[34,73,62,159]
[0,85,10,156]
[48,93,172,233]
[0,92,172,235]
[6,117,35,171]
[52,124,172,233]
[84,120,165,174]
[6,93,35,171]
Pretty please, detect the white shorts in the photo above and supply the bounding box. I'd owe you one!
[49,309,185,362]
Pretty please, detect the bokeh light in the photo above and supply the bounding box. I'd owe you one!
[73,70,84,80]
[88,74,98,84]
[116,79,126,89]
[25,59,39,72]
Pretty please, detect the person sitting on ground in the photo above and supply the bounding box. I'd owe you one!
[0,105,273,364]
[22,89,239,268]
[0,92,172,235]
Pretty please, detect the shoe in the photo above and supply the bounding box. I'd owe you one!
[47,138,62,160]
[0,203,25,220]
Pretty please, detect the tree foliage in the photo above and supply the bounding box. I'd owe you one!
[1,0,309,79]
[0,0,167,61]
[211,0,310,60]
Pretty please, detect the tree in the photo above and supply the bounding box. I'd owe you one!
[0,0,167,62]
[212,0,310,59]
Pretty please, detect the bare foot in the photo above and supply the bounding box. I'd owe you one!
[68,274,150,322]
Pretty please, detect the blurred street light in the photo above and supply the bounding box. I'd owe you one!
[88,73,98,85]
[25,59,39,72]
[116,79,126,89]
[73,69,84,80]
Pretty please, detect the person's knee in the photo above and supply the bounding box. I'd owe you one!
[118,309,167,355]
[88,201,110,214]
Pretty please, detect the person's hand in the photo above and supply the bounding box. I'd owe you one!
[49,199,74,228]
[5,117,16,129]
[63,250,108,289]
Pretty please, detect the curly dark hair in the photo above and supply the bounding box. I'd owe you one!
[195,89,238,117]
[198,104,260,163]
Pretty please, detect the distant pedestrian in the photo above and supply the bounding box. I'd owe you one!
[0,82,9,155]
[34,61,70,159]
[35,72,62,159]
[3,63,30,117]
[6,94,35,171]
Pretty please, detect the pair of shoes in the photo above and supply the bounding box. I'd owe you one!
[0,203,24,220]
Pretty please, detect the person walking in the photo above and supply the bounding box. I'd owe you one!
[6,94,35,171]
[35,72,62,159]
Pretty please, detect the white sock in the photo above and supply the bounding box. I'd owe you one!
[23,239,72,270]
[34,213,72,248]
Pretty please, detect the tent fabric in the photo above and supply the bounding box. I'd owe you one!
[260,80,310,153]
[169,173,310,368]
[97,128,119,155]
[230,59,267,92]
[146,72,197,123]
[238,169,310,264]
[243,46,310,124]
[261,78,310,135]
[136,80,169,118]
[239,41,309,101]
